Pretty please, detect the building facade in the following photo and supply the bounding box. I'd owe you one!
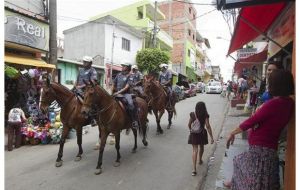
[63,15,143,87]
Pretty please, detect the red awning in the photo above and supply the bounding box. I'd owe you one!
[227,2,287,55]
[238,47,268,64]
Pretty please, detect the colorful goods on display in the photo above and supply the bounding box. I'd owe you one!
[21,103,63,145]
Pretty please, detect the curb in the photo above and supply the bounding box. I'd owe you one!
[196,101,230,190]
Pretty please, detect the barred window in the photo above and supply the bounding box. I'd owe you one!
[122,38,130,51]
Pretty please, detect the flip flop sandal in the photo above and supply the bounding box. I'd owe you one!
[192,171,197,176]
[223,181,232,188]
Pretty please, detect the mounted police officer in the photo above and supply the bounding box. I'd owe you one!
[112,63,139,129]
[159,63,173,107]
[74,55,98,126]
[128,65,144,98]
[74,56,98,98]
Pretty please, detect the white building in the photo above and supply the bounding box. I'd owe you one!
[63,15,143,87]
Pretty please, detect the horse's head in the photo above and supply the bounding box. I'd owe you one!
[143,75,155,95]
[39,77,55,114]
[81,80,97,116]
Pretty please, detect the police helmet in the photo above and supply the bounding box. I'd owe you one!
[121,62,132,70]
[132,65,138,70]
[82,56,93,63]
[159,63,168,68]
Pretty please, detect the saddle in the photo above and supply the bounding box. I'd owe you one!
[114,94,137,116]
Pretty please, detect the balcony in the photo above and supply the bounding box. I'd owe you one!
[147,19,173,50]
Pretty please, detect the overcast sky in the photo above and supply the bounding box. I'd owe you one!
[57,0,235,81]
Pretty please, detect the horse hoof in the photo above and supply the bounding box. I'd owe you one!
[94,168,102,175]
[160,130,164,134]
[131,149,137,153]
[114,162,121,167]
[74,156,82,162]
[143,141,148,146]
[55,161,63,167]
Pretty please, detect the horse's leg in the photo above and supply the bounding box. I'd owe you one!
[142,121,148,146]
[167,110,173,129]
[153,110,161,135]
[131,128,138,153]
[95,131,109,175]
[113,132,121,167]
[155,110,164,135]
[75,126,83,161]
[55,126,70,167]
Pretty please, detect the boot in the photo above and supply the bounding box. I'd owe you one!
[130,109,139,129]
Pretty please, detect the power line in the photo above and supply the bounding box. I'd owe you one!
[172,0,216,6]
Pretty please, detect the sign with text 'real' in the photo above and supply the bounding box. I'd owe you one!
[237,48,257,60]
[5,10,49,52]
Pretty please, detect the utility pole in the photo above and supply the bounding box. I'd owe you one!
[49,0,57,66]
[110,21,116,86]
[153,1,158,48]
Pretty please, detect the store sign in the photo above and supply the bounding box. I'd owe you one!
[5,10,49,51]
[268,5,295,57]
[237,48,257,60]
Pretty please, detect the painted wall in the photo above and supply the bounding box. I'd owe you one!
[57,62,78,89]
[185,40,196,68]
[104,24,143,65]
[64,22,106,66]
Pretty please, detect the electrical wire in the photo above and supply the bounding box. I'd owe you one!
[172,0,216,6]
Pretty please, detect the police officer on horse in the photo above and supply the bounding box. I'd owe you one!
[159,63,173,107]
[74,55,98,126]
[128,65,144,98]
[112,63,139,129]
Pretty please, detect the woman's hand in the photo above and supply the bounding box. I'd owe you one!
[210,139,214,144]
[226,133,235,149]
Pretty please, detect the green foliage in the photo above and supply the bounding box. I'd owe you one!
[136,48,170,74]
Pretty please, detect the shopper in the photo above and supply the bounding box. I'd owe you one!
[7,105,27,151]
[188,102,214,176]
[224,69,294,190]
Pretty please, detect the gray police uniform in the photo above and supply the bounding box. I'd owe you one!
[114,72,134,111]
[76,67,98,95]
[159,70,172,93]
[128,71,143,95]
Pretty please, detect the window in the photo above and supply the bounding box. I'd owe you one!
[193,14,195,19]
[122,38,130,51]
[189,7,192,14]
[138,11,143,19]
[188,29,191,36]
[188,49,190,57]
[193,34,195,40]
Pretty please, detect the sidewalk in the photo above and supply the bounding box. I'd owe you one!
[201,102,250,190]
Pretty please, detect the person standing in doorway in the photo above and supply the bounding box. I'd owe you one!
[188,102,214,176]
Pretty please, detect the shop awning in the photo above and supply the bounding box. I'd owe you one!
[5,54,56,69]
[227,2,287,55]
[237,47,268,64]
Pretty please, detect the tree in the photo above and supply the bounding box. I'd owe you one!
[136,48,170,74]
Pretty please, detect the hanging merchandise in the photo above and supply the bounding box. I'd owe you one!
[28,69,36,78]
[5,65,20,79]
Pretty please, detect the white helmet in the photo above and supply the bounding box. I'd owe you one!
[159,63,168,68]
[132,65,138,69]
[82,56,93,63]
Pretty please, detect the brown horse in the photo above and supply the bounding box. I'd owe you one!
[81,82,149,175]
[144,75,177,135]
[39,80,90,167]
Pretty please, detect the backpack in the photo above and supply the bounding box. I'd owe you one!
[8,108,22,123]
[191,118,202,133]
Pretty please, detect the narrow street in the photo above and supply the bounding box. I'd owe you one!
[5,93,228,190]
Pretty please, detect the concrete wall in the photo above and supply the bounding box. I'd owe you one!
[64,22,106,66]
[57,62,78,89]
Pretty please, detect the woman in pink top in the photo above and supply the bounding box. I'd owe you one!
[224,70,294,190]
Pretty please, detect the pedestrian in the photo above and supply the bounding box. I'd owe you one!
[260,61,284,104]
[188,102,214,176]
[7,105,27,151]
[224,69,294,189]
[227,81,233,101]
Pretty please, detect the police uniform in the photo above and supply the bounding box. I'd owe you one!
[76,67,98,96]
[114,72,135,112]
[128,71,143,95]
[159,69,172,92]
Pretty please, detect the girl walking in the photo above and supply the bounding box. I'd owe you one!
[188,102,214,176]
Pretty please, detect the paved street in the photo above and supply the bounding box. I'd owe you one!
[5,93,228,190]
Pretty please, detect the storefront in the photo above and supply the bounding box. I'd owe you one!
[5,8,58,146]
